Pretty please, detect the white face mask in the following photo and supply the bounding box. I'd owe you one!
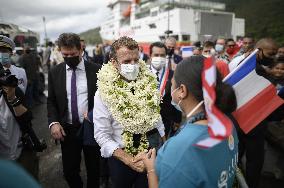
[120,64,140,81]
[202,54,211,58]
[151,57,167,70]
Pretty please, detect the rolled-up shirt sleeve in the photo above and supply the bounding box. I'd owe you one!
[156,117,165,137]
[93,91,120,158]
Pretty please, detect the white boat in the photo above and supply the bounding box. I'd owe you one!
[100,0,245,44]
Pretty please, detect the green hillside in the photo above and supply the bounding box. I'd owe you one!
[79,27,102,45]
[218,0,284,44]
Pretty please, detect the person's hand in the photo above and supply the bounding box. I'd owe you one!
[50,123,66,141]
[131,160,145,173]
[134,151,147,162]
[83,111,90,121]
[143,148,157,171]
[133,148,156,171]
[124,155,144,173]
[2,86,16,101]
[173,122,181,131]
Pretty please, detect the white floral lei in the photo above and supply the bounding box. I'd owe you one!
[97,60,161,134]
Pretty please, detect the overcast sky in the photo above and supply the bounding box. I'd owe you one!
[0,0,110,43]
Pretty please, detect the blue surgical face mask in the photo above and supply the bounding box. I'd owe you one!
[171,87,183,112]
[0,52,11,66]
[215,44,224,53]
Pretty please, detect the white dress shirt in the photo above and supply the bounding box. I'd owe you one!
[150,66,163,80]
[4,65,27,94]
[229,54,246,72]
[66,60,88,124]
[93,91,165,158]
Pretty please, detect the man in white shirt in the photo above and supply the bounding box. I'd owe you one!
[93,37,165,188]
[229,36,255,72]
[148,42,182,137]
[47,33,101,188]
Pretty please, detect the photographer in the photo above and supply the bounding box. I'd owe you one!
[0,36,39,179]
[0,35,27,93]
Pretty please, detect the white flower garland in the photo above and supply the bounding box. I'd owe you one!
[97,60,161,134]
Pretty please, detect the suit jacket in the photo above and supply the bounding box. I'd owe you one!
[160,70,182,124]
[141,53,149,63]
[173,54,183,64]
[47,61,101,126]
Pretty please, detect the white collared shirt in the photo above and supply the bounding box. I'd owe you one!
[66,60,88,124]
[93,91,165,158]
[150,66,163,80]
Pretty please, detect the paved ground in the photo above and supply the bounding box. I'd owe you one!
[31,96,69,188]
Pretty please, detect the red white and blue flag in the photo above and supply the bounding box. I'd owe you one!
[196,57,234,148]
[158,67,170,97]
[224,49,284,133]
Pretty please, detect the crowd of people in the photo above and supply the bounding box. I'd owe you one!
[0,32,284,188]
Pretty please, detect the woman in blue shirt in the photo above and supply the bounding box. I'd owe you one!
[135,56,239,188]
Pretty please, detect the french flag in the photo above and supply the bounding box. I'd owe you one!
[224,49,284,133]
[196,57,233,148]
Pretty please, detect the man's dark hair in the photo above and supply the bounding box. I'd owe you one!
[24,46,31,54]
[149,42,167,56]
[226,38,235,45]
[203,41,214,48]
[110,36,139,59]
[243,36,254,42]
[57,33,81,50]
[193,41,201,48]
[47,41,53,47]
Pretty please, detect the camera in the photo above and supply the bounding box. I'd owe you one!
[0,64,18,87]
[22,129,47,152]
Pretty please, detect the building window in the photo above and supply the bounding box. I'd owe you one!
[151,11,158,17]
[149,23,156,29]
[182,35,190,41]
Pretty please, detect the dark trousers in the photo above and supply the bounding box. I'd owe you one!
[238,122,267,188]
[108,157,148,188]
[61,126,100,188]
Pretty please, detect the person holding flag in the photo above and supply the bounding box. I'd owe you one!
[134,56,239,188]
[224,38,280,188]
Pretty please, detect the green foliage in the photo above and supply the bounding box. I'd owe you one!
[79,27,102,45]
[217,0,284,44]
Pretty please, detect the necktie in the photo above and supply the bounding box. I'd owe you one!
[71,68,80,125]
[156,71,159,82]
[168,57,172,70]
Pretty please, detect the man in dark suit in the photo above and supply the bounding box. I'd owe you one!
[149,42,182,137]
[47,33,101,188]
[139,46,149,63]
[164,37,183,71]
